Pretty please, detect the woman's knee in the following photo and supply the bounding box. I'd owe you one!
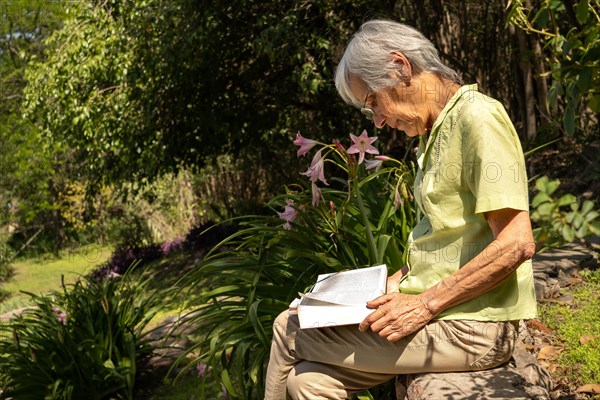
[286,362,348,400]
[469,321,518,370]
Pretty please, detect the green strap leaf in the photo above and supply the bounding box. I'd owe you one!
[248,300,270,349]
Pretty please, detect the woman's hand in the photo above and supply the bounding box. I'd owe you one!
[358,292,434,342]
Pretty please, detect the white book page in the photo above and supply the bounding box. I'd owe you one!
[301,265,386,305]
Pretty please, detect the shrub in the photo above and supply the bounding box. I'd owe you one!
[530,176,600,251]
[172,131,415,398]
[182,221,239,255]
[89,244,163,281]
[0,269,169,400]
[0,233,14,303]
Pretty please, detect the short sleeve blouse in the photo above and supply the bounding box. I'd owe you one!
[399,84,537,321]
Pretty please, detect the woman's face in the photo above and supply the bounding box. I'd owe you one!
[350,75,432,137]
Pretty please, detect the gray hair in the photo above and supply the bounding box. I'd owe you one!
[335,19,462,108]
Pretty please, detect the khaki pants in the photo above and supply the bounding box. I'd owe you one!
[265,310,517,400]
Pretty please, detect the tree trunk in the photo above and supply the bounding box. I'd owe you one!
[530,35,549,123]
[515,28,538,142]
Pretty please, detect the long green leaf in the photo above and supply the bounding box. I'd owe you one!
[247,300,270,349]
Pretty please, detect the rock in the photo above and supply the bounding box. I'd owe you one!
[396,322,552,400]
[0,306,34,322]
[585,235,600,252]
[533,244,595,269]
[533,276,560,300]
[512,342,553,392]
[146,312,199,372]
[399,361,549,400]
[395,379,407,400]
[531,244,598,301]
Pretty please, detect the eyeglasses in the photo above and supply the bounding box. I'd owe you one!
[360,91,375,121]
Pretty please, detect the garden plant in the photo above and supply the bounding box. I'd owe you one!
[171,130,416,399]
[0,267,172,400]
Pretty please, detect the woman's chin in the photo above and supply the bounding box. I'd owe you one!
[401,128,421,137]
[396,121,425,137]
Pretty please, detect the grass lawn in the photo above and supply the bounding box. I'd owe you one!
[538,267,600,395]
[0,244,113,315]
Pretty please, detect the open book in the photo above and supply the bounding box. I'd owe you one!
[289,264,387,329]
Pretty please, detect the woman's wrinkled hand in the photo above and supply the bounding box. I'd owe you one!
[358,292,434,342]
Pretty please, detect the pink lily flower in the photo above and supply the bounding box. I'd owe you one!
[365,158,383,171]
[196,362,212,377]
[311,182,323,207]
[394,189,404,209]
[347,130,379,164]
[301,149,328,185]
[277,199,298,230]
[52,306,67,325]
[333,140,346,152]
[294,132,319,157]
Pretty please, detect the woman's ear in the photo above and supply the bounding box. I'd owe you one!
[389,51,412,84]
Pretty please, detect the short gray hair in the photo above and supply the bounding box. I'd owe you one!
[335,19,462,108]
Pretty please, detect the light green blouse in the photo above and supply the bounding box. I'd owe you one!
[399,84,537,321]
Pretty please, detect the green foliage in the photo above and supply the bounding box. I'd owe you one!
[530,176,600,250]
[192,154,278,222]
[0,0,74,256]
[172,134,415,398]
[87,163,265,247]
[23,1,132,185]
[0,232,14,303]
[91,172,200,247]
[22,0,394,188]
[141,371,223,400]
[539,268,600,387]
[0,1,66,113]
[508,0,600,136]
[0,269,170,400]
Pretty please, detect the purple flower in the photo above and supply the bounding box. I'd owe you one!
[394,189,404,209]
[365,159,383,171]
[161,237,183,254]
[106,270,121,279]
[52,307,67,325]
[333,140,346,152]
[196,362,211,377]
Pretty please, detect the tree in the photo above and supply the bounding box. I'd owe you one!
[507,0,600,204]
[508,0,600,137]
[24,0,400,189]
[0,1,67,254]
[19,0,599,249]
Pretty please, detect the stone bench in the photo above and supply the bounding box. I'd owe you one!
[394,324,553,399]
[393,241,600,399]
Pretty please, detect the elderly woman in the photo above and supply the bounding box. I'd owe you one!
[265,19,537,399]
